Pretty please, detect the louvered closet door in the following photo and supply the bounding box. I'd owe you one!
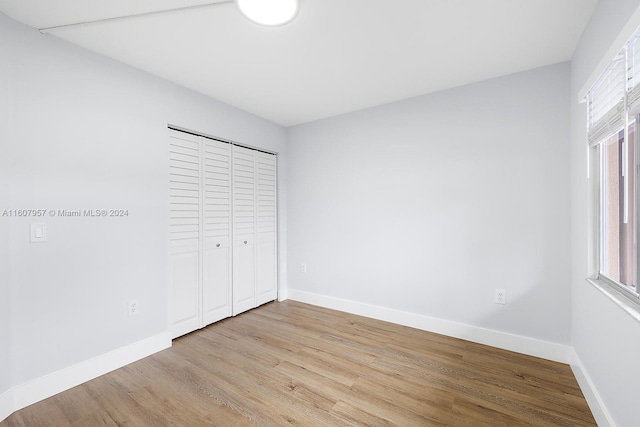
[168,131,201,338]
[255,151,277,305]
[169,129,277,329]
[202,139,232,325]
[232,145,257,315]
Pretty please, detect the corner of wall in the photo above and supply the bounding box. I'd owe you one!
[569,350,615,427]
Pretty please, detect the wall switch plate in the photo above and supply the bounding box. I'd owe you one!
[300,263,307,273]
[495,289,506,305]
[128,300,139,316]
[30,223,48,243]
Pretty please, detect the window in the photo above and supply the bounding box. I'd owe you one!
[599,125,636,293]
[588,31,640,303]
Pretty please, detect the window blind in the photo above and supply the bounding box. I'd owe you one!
[588,53,625,146]
[627,32,640,115]
[589,27,640,145]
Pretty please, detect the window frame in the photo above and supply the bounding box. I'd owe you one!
[581,16,640,324]
[588,118,640,318]
[598,123,638,292]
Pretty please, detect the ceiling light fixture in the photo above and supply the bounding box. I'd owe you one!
[235,0,299,26]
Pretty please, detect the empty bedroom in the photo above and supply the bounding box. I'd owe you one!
[1,1,639,426]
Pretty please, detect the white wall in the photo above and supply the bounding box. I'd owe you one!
[287,63,571,345]
[570,1,640,426]
[0,229,10,396]
[0,12,13,394]
[0,9,287,394]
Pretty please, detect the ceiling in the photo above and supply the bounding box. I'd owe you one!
[0,0,598,127]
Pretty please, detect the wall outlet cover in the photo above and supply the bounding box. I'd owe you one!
[128,300,139,316]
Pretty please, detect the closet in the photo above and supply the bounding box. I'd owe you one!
[168,129,277,339]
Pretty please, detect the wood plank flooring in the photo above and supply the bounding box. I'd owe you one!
[2,301,596,426]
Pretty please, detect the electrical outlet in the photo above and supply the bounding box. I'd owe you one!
[300,263,307,273]
[128,299,139,316]
[495,289,506,305]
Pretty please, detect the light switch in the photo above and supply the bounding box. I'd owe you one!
[30,223,47,243]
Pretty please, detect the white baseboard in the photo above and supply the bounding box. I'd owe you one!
[287,289,573,364]
[0,388,13,424]
[0,332,171,423]
[570,351,614,427]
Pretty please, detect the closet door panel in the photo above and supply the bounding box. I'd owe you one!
[256,152,278,305]
[168,250,200,338]
[232,146,256,315]
[256,239,277,304]
[202,242,230,324]
[202,139,232,325]
[233,236,256,314]
[168,131,201,338]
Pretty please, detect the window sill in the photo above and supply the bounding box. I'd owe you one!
[586,277,640,324]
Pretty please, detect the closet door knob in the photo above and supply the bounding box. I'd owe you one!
[216,243,220,248]
[244,240,248,244]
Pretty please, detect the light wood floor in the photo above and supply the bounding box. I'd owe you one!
[2,301,596,426]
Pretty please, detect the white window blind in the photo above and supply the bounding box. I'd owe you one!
[627,31,640,115]
[589,27,640,145]
[588,53,625,145]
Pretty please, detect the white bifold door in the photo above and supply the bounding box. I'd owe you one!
[168,130,277,339]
